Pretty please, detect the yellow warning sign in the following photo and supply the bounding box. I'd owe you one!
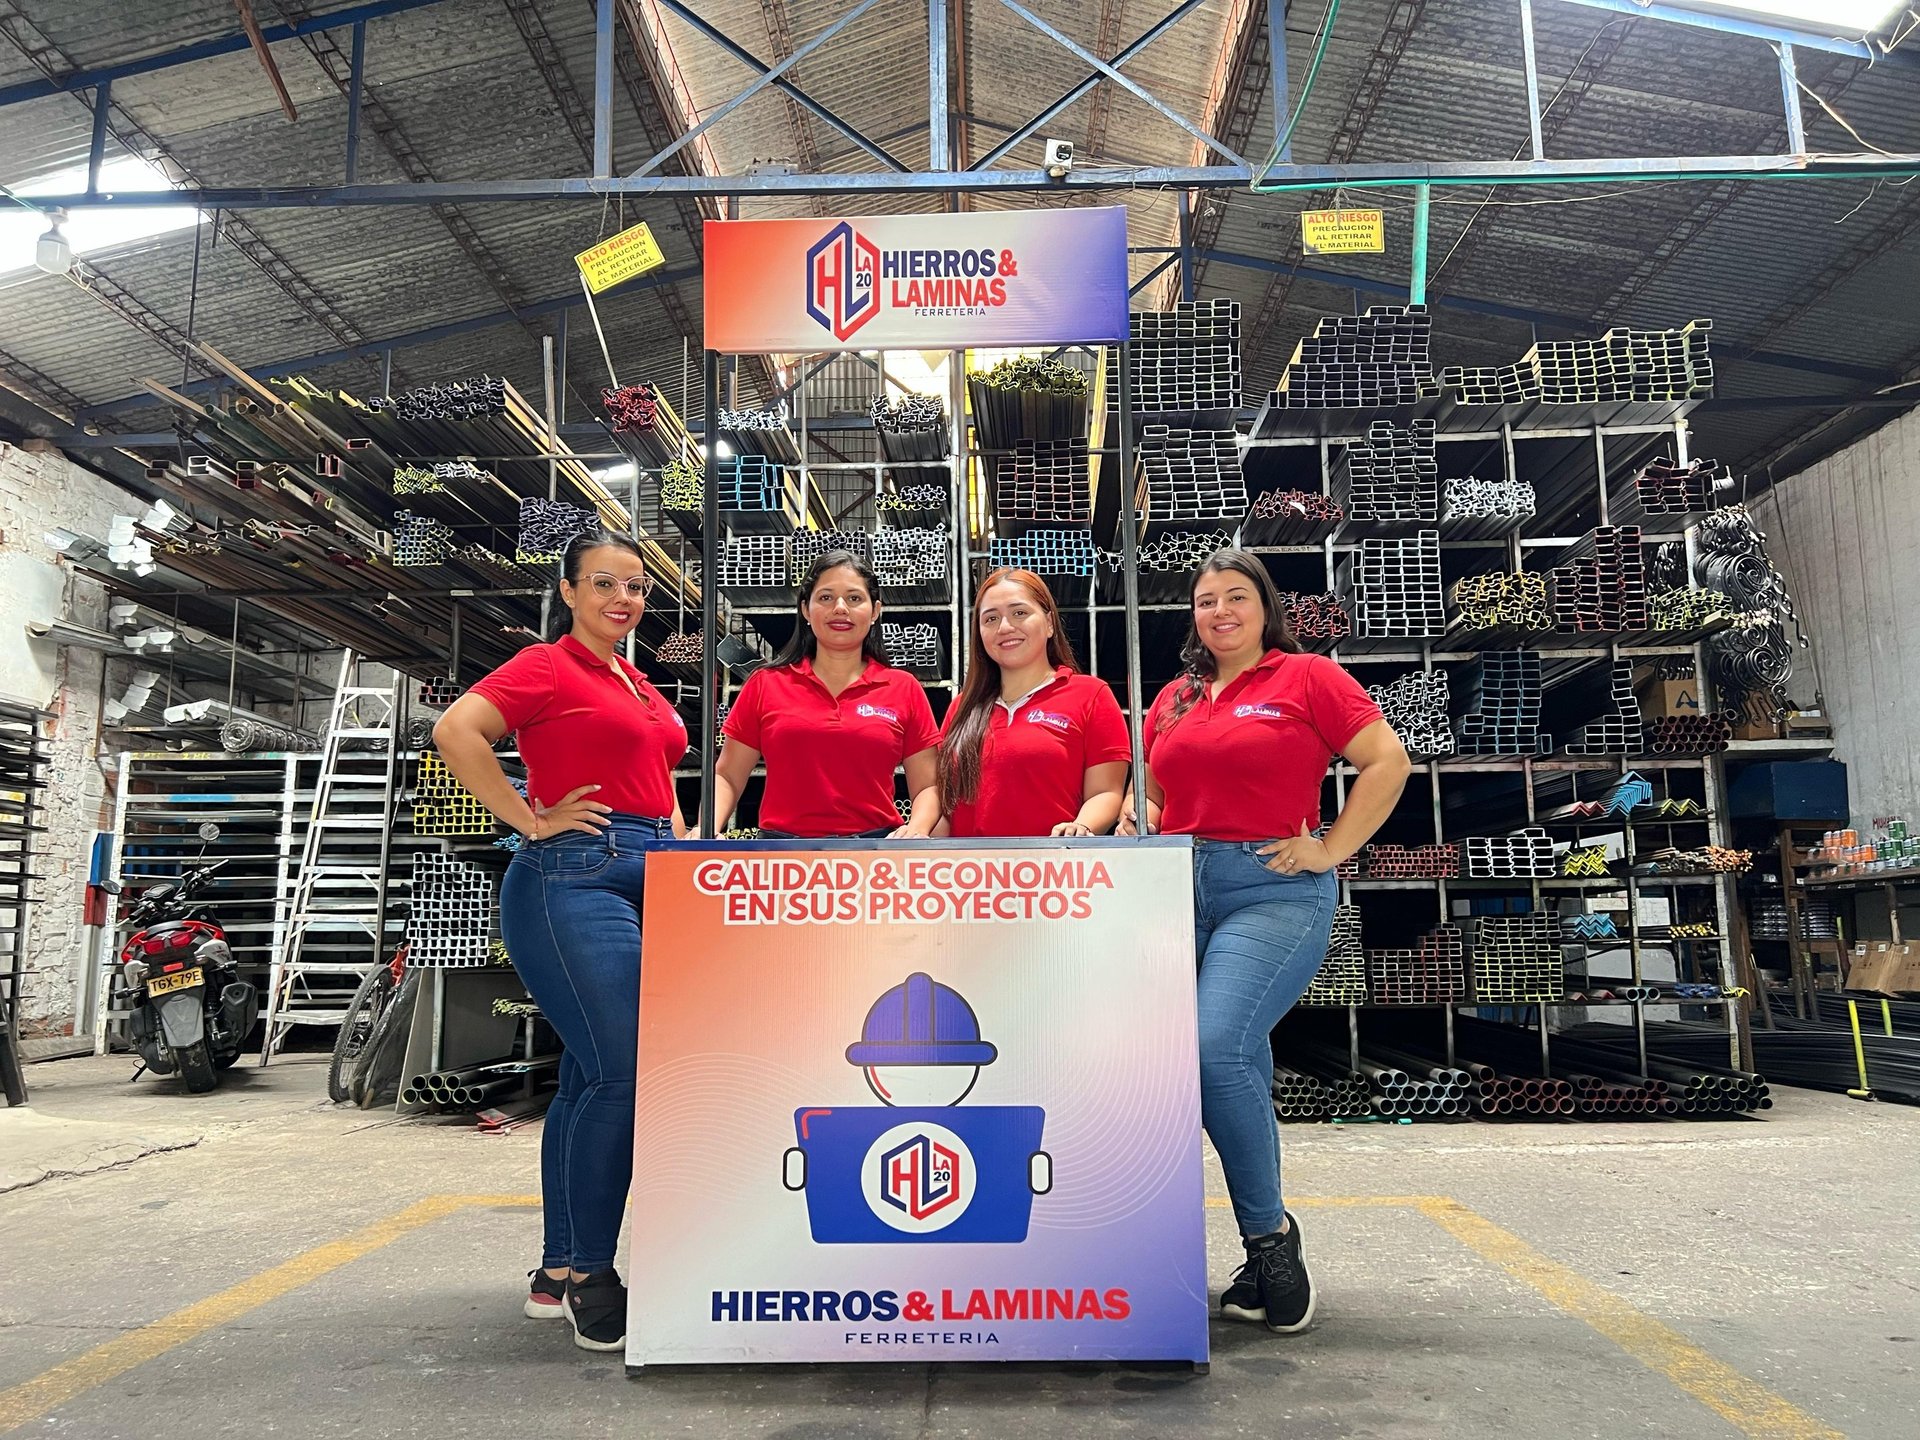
[575,221,666,294]
[1301,209,1385,255]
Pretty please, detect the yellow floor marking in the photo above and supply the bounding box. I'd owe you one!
[1414,1198,1844,1440]
[0,1194,539,1435]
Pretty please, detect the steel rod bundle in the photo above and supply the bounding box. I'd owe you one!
[1464,827,1558,879]
[1301,904,1368,1005]
[1454,651,1549,755]
[1369,669,1455,758]
[1450,571,1551,632]
[1239,488,1342,546]
[1467,915,1565,1004]
[1632,844,1751,875]
[1347,531,1446,637]
[1137,426,1248,525]
[1268,305,1438,411]
[1748,898,1836,941]
[1369,923,1467,1004]
[1563,661,1645,756]
[1332,419,1439,522]
[988,528,1097,577]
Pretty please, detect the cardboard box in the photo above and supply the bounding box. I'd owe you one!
[1636,677,1702,719]
[1732,714,1783,742]
[1849,942,1920,996]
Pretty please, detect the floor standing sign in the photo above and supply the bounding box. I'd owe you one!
[629,838,1206,1367]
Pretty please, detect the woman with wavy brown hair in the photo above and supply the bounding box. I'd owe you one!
[935,567,1129,837]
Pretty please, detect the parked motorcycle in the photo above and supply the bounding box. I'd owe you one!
[110,823,259,1092]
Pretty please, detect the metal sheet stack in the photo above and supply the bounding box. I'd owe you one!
[1268,305,1437,410]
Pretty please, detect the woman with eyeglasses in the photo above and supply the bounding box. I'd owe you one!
[935,567,1129,837]
[1119,547,1409,1339]
[705,549,940,839]
[433,528,688,1354]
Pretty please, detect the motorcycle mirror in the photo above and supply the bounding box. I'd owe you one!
[197,822,221,843]
[99,880,124,895]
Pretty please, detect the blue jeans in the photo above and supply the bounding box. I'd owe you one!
[1192,840,1338,1238]
[500,812,672,1273]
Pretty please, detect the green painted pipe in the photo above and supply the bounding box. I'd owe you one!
[1410,182,1431,305]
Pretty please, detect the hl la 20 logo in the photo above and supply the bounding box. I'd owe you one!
[807,222,880,342]
[861,1122,973,1233]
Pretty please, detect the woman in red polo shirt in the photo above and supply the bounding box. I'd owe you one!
[936,567,1129,836]
[710,550,940,838]
[1122,547,1410,1338]
[433,529,688,1355]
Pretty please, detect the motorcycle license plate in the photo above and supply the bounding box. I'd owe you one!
[146,968,203,997]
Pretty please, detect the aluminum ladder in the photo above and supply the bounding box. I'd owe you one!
[259,653,405,1064]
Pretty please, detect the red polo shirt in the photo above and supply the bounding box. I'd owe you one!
[1143,649,1382,842]
[723,657,940,837]
[468,634,688,818]
[941,668,1132,837]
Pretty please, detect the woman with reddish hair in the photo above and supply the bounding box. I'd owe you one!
[936,567,1130,837]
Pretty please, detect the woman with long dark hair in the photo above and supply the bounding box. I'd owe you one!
[433,529,687,1353]
[707,549,940,838]
[936,567,1129,836]
[1121,547,1410,1336]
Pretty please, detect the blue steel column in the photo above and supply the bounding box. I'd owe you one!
[345,21,365,183]
[594,0,614,178]
[1116,338,1146,830]
[1269,0,1291,163]
[87,84,111,192]
[700,347,721,831]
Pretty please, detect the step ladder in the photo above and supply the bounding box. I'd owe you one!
[260,653,406,1064]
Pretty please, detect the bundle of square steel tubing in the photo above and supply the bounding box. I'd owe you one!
[717,534,791,594]
[1438,321,1713,405]
[880,622,944,675]
[1301,904,1369,1005]
[1370,669,1455,757]
[394,511,459,567]
[1563,661,1645,755]
[1239,488,1342,546]
[1633,455,1725,513]
[1332,419,1438,522]
[988,529,1097,576]
[1348,531,1446,637]
[1464,827,1558,878]
[1137,425,1248,525]
[1550,526,1648,631]
[1343,842,1461,879]
[997,437,1090,525]
[1269,305,1438,409]
[1454,651,1549,755]
[406,851,499,967]
[1369,923,1467,1004]
[870,528,949,593]
[791,530,874,584]
[1103,298,1242,413]
[1467,914,1565,1003]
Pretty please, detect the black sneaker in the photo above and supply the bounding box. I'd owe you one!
[1222,1212,1315,1333]
[563,1269,628,1352]
[525,1268,566,1320]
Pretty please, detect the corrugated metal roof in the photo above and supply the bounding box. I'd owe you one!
[0,0,1916,479]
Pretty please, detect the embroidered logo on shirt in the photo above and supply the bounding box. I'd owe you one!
[856,703,900,723]
[1026,709,1072,732]
[1234,702,1287,721]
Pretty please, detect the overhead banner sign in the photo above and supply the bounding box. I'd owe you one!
[1301,208,1386,255]
[576,220,666,294]
[703,207,1130,352]
[629,839,1207,1367]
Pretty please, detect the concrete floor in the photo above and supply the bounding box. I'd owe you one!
[1,1054,1916,1440]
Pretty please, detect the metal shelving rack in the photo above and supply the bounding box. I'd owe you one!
[1240,403,1747,1082]
[0,701,51,1105]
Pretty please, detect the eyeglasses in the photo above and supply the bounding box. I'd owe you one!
[586,571,655,599]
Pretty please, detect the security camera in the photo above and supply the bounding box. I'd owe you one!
[1043,138,1074,180]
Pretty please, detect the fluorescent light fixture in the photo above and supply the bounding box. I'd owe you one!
[1658,1,1907,31]
[33,209,71,274]
[592,461,638,482]
[2,156,203,281]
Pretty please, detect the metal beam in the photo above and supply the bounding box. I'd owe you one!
[993,0,1245,165]
[344,21,365,183]
[1553,0,1901,66]
[1519,0,1544,160]
[929,0,949,170]
[646,0,907,172]
[77,266,700,421]
[974,0,1210,169]
[1778,41,1805,155]
[1188,0,1278,298]
[0,0,459,108]
[594,0,614,178]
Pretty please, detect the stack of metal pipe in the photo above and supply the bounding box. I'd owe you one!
[401,1061,521,1109]
[1368,923,1467,1004]
[1271,1065,1369,1121]
[1138,425,1248,525]
[1348,531,1446,638]
[1453,650,1549,755]
[988,529,1097,577]
[1104,298,1242,414]
[1643,713,1734,755]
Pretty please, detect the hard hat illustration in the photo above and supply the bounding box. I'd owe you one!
[845,972,998,1068]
